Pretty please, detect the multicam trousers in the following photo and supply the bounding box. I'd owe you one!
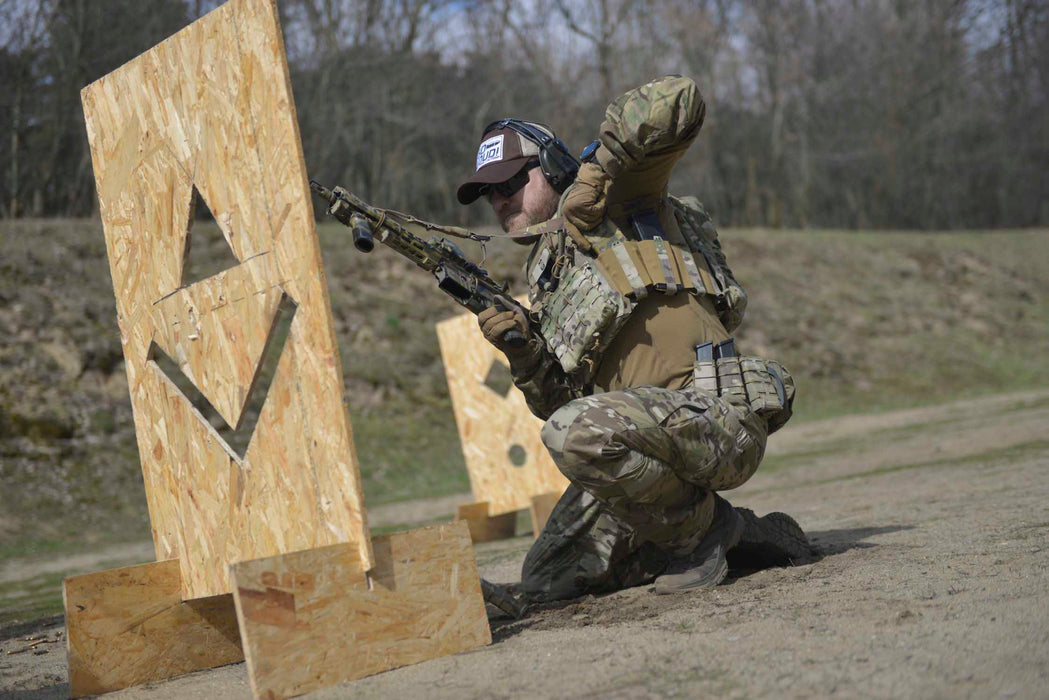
[521,385,768,601]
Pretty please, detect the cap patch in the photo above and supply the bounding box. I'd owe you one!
[476,134,504,171]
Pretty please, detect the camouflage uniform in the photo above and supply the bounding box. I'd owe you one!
[506,76,794,601]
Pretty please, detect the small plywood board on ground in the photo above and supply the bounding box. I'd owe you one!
[436,309,568,541]
[68,0,489,696]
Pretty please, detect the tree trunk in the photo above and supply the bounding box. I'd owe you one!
[9,80,21,218]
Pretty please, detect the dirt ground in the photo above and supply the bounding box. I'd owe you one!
[2,388,1048,699]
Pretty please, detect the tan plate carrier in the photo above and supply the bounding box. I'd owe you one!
[66,0,489,696]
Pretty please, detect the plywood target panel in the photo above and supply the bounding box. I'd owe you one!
[436,309,568,517]
[81,0,371,600]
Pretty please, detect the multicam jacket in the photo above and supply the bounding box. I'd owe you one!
[508,76,748,420]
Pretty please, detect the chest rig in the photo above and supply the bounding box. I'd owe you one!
[525,195,747,385]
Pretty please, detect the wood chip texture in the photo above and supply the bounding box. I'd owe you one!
[63,560,243,697]
[80,0,371,600]
[231,521,491,698]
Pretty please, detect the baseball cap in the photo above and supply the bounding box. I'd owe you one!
[457,121,555,205]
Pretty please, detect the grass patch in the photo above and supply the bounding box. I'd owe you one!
[0,539,71,562]
[0,571,68,628]
[761,443,853,473]
[0,526,151,565]
[350,399,471,505]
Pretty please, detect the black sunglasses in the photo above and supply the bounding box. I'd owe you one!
[483,161,540,202]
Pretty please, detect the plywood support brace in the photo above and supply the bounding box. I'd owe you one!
[457,493,562,543]
[456,501,518,543]
[232,520,490,698]
[529,491,561,539]
[63,521,490,699]
[64,560,244,698]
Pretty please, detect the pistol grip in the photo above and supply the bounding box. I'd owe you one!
[502,329,526,348]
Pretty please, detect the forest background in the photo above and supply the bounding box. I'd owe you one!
[2,0,1048,230]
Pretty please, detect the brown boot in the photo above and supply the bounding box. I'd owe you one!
[654,494,744,594]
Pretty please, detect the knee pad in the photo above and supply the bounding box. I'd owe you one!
[541,401,593,455]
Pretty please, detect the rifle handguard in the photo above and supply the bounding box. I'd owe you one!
[310,178,530,349]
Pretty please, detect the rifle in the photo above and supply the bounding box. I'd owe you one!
[310,180,528,347]
[480,578,529,619]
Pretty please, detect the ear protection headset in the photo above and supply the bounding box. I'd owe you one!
[484,118,580,193]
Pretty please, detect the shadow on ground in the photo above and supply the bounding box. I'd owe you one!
[491,523,913,643]
[802,524,913,556]
[2,684,70,699]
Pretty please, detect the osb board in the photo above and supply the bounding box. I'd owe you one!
[80,0,371,600]
[530,491,561,537]
[456,501,517,542]
[231,521,491,699]
[436,308,568,516]
[64,559,243,697]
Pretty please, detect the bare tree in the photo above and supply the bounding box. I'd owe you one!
[1,0,51,218]
[0,0,1045,229]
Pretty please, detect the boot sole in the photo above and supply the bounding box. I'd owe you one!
[729,509,815,569]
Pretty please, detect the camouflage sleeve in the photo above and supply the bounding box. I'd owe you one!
[595,75,706,179]
[695,206,748,332]
[507,340,582,421]
[706,226,748,332]
[673,196,749,332]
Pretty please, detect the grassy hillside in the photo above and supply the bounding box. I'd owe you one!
[1,219,1047,558]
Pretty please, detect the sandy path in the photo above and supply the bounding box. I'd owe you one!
[3,389,1048,698]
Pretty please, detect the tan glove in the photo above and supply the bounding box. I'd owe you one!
[561,162,612,233]
[478,297,532,357]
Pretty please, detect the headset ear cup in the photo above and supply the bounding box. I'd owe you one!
[541,149,558,188]
[540,142,579,192]
[489,118,580,192]
[538,149,561,191]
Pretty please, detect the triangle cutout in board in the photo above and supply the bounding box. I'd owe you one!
[181,185,243,286]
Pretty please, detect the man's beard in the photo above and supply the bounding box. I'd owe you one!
[501,193,559,233]
[501,210,531,232]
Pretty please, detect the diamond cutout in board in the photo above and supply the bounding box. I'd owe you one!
[149,293,298,459]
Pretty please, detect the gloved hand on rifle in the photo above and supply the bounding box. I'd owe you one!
[478,296,534,360]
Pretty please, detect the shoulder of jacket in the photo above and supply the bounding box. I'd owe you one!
[668,195,714,228]
[668,194,707,216]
